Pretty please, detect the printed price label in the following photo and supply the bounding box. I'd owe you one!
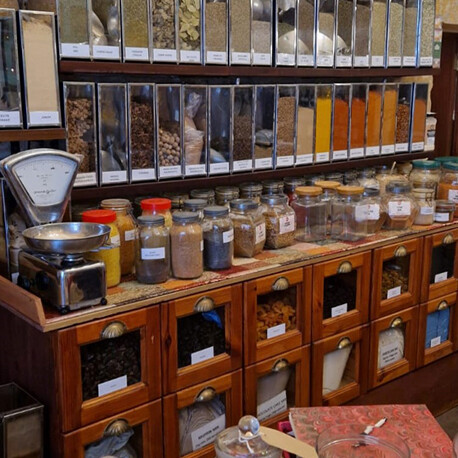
[277,53,295,66]
[403,56,416,67]
[317,55,333,67]
[434,272,448,283]
[333,150,348,161]
[431,336,442,348]
[110,235,121,247]
[141,247,165,260]
[336,55,352,67]
[367,204,381,221]
[256,223,266,244]
[315,152,329,163]
[255,157,272,169]
[159,165,181,178]
[379,340,403,369]
[350,148,364,159]
[180,50,201,63]
[153,48,177,62]
[448,189,458,203]
[132,168,156,181]
[125,229,136,242]
[185,164,206,176]
[231,52,250,64]
[381,144,395,155]
[279,215,295,234]
[388,56,401,66]
[388,201,411,217]
[253,53,271,65]
[93,45,120,59]
[210,162,229,174]
[233,160,252,172]
[223,229,234,243]
[420,206,434,215]
[29,111,59,126]
[191,346,214,365]
[354,56,369,67]
[276,156,294,167]
[191,415,225,451]
[411,141,424,151]
[98,375,127,397]
[420,56,433,66]
[102,171,127,184]
[61,43,90,58]
[297,54,313,66]
[295,154,313,165]
[387,286,401,299]
[257,390,287,422]
[331,303,348,318]
[267,323,286,339]
[395,143,409,153]
[355,205,368,222]
[0,111,20,127]
[366,146,380,156]
[75,172,97,187]
[435,212,450,222]
[207,51,227,64]
[125,47,149,61]
[371,55,384,67]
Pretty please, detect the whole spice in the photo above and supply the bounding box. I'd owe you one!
[381,263,409,299]
[230,0,250,53]
[158,127,181,167]
[152,0,176,49]
[323,271,357,320]
[420,0,434,60]
[261,195,296,249]
[205,2,227,52]
[179,0,201,51]
[122,0,149,48]
[58,0,89,44]
[233,114,253,161]
[388,1,404,61]
[252,20,271,54]
[276,96,296,157]
[396,103,410,143]
[130,100,155,170]
[371,0,387,59]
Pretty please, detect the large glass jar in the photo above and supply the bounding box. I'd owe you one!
[291,186,327,242]
[262,180,285,195]
[437,162,458,218]
[435,200,456,223]
[358,168,379,190]
[412,188,435,225]
[362,187,387,234]
[202,206,234,270]
[260,195,296,249]
[215,186,240,208]
[82,209,121,288]
[170,212,203,279]
[190,188,215,204]
[141,198,173,228]
[163,191,189,210]
[183,199,207,220]
[334,186,367,241]
[229,199,266,257]
[376,165,408,194]
[100,198,136,276]
[315,180,340,235]
[136,215,170,284]
[239,182,263,203]
[409,159,441,192]
[383,181,419,230]
[283,176,306,204]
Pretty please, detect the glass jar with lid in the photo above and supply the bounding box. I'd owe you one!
[141,198,172,228]
[190,188,215,204]
[383,181,419,230]
[170,211,203,279]
[183,199,207,220]
[358,168,379,190]
[305,173,325,185]
[100,198,136,276]
[239,182,263,203]
[291,186,327,242]
[229,199,266,257]
[343,170,359,185]
[362,187,387,234]
[262,180,285,195]
[409,159,440,192]
[260,195,296,249]
[136,215,170,284]
[133,195,149,217]
[438,162,458,218]
[202,206,234,270]
[325,172,344,184]
[396,162,413,178]
[283,176,306,204]
[435,156,458,169]
[334,186,367,241]
[412,188,435,225]
[314,180,341,236]
[163,191,189,210]
[215,186,239,208]
[376,165,408,194]
[435,200,456,223]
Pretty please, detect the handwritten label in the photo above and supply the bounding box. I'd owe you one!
[379,340,403,369]
[93,45,120,59]
[110,235,120,247]
[125,47,149,61]
[367,204,381,220]
[315,152,329,163]
[255,157,272,169]
[435,212,450,222]
[333,150,348,161]
[153,48,177,62]
[141,247,165,260]
[276,156,294,167]
[387,286,401,299]
[253,52,271,65]
[75,172,97,187]
[431,336,442,348]
[279,215,295,234]
[434,272,448,283]
[61,43,90,58]
[132,168,156,181]
[256,223,266,244]
[98,375,127,397]
[297,54,313,66]
[267,323,286,339]
[388,201,411,217]
[191,414,225,451]
[233,160,252,172]
[102,170,127,184]
[180,50,201,63]
[29,111,59,126]
[191,346,214,365]
[231,52,250,64]
[210,162,230,175]
[207,51,227,64]
[125,229,136,242]
[331,303,348,318]
[223,229,234,243]
[0,111,20,127]
[257,390,287,422]
[295,154,313,165]
[159,165,181,178]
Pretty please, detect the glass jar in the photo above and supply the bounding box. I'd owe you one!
[163,191,189,210]
[343,170,359,185]
[229,199,266,257]
[314,180,341,235]
[136,215,170,284]
[412,188,435,225]
[100,198,136,276]
[305,173,325,185]
[376,165,408,194]
[409,159,441,192]
[438,162,458,218]
[170,212,203,279]
[361,187,387,234]
[202,206,234,270]
[133,195,149,218]
[141,198,173,228]
[82,209,121,288]
[239,182,263,204]
[283,176,306,204]
[383,181,419,230]
[334,186,367,241]
[325,172,344,184]
[262,180,285,195]
[396,161,413,178]
[190,188,215,204]
[215,186,239,208]
[183,199,207,220]
[291,186,327,242]
[260,195,296,249]
[435,200,456,223]
[435,156,458,169]
[358,168,379,190]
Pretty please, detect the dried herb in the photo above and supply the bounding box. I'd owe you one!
[179,0,200,51]
[152,0,176,49]
[123,0,149,48]
[230,0,250,53]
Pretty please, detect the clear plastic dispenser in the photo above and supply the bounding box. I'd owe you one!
[57,0,90,58]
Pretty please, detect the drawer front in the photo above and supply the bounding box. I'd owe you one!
[417,293,458,368]
[369,306,419,389]
[62,400,162,458]
[312,252,371,340]
[371,238,422,319]
[311,325,369,406]
[162,285,243,394]
[58,307,161,432]
[163,370,243,458]
[244,346,310,427]
[421,229,458,302]
[244,267,311,365]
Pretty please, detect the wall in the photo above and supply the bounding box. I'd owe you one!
[437,0,458,25]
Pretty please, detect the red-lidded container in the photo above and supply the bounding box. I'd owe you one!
[140,198,172,227]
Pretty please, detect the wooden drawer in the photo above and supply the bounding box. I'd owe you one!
[311,325,369,406]
[244,267,311,365]
[421,229,458,302]
[62,400,162,458]
[244,346,310,427]
[312,252,371,340]
[163,370,242,458]
[371,238,422,319]
[162,285,242,394]
[57,307,161,432]
[417,293,458,368]
[368,306,419,389]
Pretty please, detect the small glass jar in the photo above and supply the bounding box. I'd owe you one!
[315,180,341,236]
[82,210,121,288]
[325,172,344,184]
[229,199,266,257]
[283,176,306,204]
[334,186,367,241]
[202,206,234,270]
[438,162,458,218]
[133,195,150,218]
[412,188,435,225]
[100,198,136,276]
[409,159,441,192]
[383,181,419,230]
[291,186,327,242]
[136,215,170,284]
[343,170,359,185]
[170,212,203,279]
[262,180,285,195]
[190,188,215,204]
[362,187,387,234]
[183,199,207,220]
[163,191,189,210]
[215,186,240,208]
[239,182,263,203]
[376,165,408,194]
[305,174,325,185]
[358,168,379,190]
[435,200,456,223]
[260,194,296,249]
[141,198,173,228]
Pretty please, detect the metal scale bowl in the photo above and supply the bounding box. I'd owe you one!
[0,149,110,314]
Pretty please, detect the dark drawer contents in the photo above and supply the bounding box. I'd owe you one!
[381,257,410,300]
[323,271,357,320]
[80,331,141,401]
[430,244,456,284]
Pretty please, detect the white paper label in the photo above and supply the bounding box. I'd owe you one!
[180,50,201,63]
[435,212,450,222]
[98,375,127,397]
[102,170,127,184]
[267,323,286,339]
[132,168,156,181]
[381,145,395,155]
[11,272,19,285]
[316,55,333,67]
[153,48,177,62]
[388,56,401,66]
[125,229,136,241]
[232,52,250,64]
[29,111,59,126]
[279,215,295,234]
[332,150,348,161]
[276,156,294,167]
[93,45,120,59]
[125,47,149,61]
[186,164,206,176]
[223,229,234,243]
[387,286,401,299]
[207,51,227,64]
[420,206,434,215]
[367,204,380,221]
[431,336,442,348]
[200,240,204,251]
[350,148,364,159]
[233,160,252,172]
[61,43,90,58]
[253,52,271,65]
[255,223,266,244]
[354,56,369,67]
[297,54,313,66]
[191,346,214,365]
[371,55,384,67]
[0,111,20,127]
[315,152,329,163]
[159,165,181,178]
[448,189,458,203]
[210,162,229,174]
[379,340,403,369]
[277,53,295,65]
[388,201,411,216]
[295,154,313,165]
[331,303,348,318]
[110,234,120,247]
[336,55,352,67]
[75,172,97,187]
[191,414,226,451]
[141,247,165,260]
[420,56,433,66]
[366,146,380,156]
[411,141,424,151]
[255,157,272,169]
[403,55,416,66]
[257,390,287,422]
[355,205,368,222]
[434,272,448,283]
[396,143,409,152]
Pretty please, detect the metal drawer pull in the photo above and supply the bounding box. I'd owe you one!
[272,277,290,291]
[272,358,290,372]
[394,245,407,257]
[437,300,449,311]
[104,419,130,437]
[337,261,353,274]
[101,321,127,339]
[195,387,217,403]
[337,337,352,350]
[194,296,215,312]
[443,234,455,245]
[390,317,403,328]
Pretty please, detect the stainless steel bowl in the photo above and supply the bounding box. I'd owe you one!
[22,222,110,255]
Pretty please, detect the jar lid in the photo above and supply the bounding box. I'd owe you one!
[363,187,380,197]
[183,199,207,211]
[137,215,165,226]
[386,181,412,194]
[82,209,116,224]
[204,206,229,217]
[262,180,284,190]
[412,159,440,170]
[325,172,343,180]
[296,186,322,197]
[141,198,172,211]
[358,168,375,178]
[314,180,341,190]
[260,194,288,205]
[435,200,456,211]
[435,156,458,164]
[239,182,263,192]
[412,187,435,197]
[337,185,364,196]
[100,198,132,209]
[172,211,200,223]
[283,176,306,186]
[443,161,458,171]
[215,186,239,198]
[230,198,259,211]
[190,188,215,198]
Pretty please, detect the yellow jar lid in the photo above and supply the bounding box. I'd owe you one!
[337,185,364,196]
[314,180,341,190]
[296,186,322,197]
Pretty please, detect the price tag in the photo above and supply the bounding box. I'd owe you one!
[257,390,287,422]
[159,165,181,178]
[180,50,201,63]
[336,55,352,67]
[191,346,214,365]
[253,53,271,65]
[379,340,403,369]
[125,47,149,61]
[277,53,295,66]
[434,272,448,283]
[331,303,348,318]
[355,205,368,222]
[93,45,120,59]
[420,56,433,66]
[267,323,286,339]
[448,189,458,203]
[420,206,434,215]
[295,154,313,165]
[279,215,295,234]
[387,286,401,299]
[371,55,384,67]
[256,223,266,244]
[207,51,227,64]
[223,229,234,243]
[61,43,90,58]
[276,156,294,167]
[316,55,333,67]
[381,145,395,155]
[191,415,226,452]
[0,111,20,127]
[255,157,272,169]
[435,212,450,222]
[411,141,424,151]
[125,229,136,242]
[141,247,165,260]
[332,150,348,161]
[102,171,127,184]
[75,172,97,187]
[354,56,369,67]
[132,168,156,181]
[350,148,364,159]
[233,160,252,172]
[110,234,120,247]
[431,336,442,348]
[200,240,204,251]
[297,54,313,66]
[395,143,409,152]
[210,162,229,174]
[367,204,380,220]
[153,48,177,62]
[29,111,59,126]
[185,164,206,176]
[388,201,411,217]
[403,55,416,67]
[315,152,329,163]
[98,375,127,397]
[366,146,380,156]
[388,56,401,67]
[231,52,250,64]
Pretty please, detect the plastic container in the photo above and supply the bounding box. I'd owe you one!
[371,0,388,67]
[349,84,367,159]
[140,198,173,228]
[57,0,90,58]
[409,159,440,192]
[412,188,435,225]
[275,0,296,66]
[335,0,353,68]
[121,0,150,61]
[204,0,228,64]
[90,0,121,60]
[275,85,297,167]
[183,199,207,220]
[383,181,419,230]
[387,0,404,67]
[316,0,336,67]
[411,83,428,151]
[434,200,456,223]
[334,186,368,241]
[239,182,263,203]
[254,85,275,170]
[366,84,383,156]
[251,0,273,65]
[332,84,350,162]
[381,83,398,155]
[395,83,414,153]
[438,162,458,218]
[402,0,420,67]
[362,187,387,234]
[152,0,177,62]
[296,84,315,165]
[297,0,315,66]
[354,0,371,67]
[315,85,333,163]
[232,85,254,172]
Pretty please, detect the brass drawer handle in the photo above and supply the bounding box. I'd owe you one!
[195,387,217,403]
[337,261,353,274]
[394,245,407,257]
[437,300,449,311]
[101,321,127,339]
[443,233,455,245]
[194,296,215,312]
[390,317,403,328]
[337,337,352,350]
[104,419,130,437]
[272,276,290,291]
[272,358,290,372]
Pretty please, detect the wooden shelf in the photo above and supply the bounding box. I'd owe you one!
[0,128,66,143]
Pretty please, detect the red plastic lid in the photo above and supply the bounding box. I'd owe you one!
[141,198,172,211]
[82,209,116,224]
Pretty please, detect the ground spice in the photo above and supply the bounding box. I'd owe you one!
[252,20,271,54]
[296,106,314,156]
[354,1,370,59]
[205,2,227,52]
[58,0,88,44]
[230,0,250,53]
[336,0,353,58]
[152,0,176,49]
[402,1,418,60]
[130,100,155,170]
[396,103,410,143]
[420,0,434,60]
[412,98,427,143]
[0,0,18,8]
[382,87,397,147]
[297,0,314,57]
[333,97,349,152]
[315,90,332,155]
[371,0,387,59]
[276,96,296,157]
[122,0,149,48]
[27,0,56,12]
[388,0,404,62]
[351,96,366,149]
[367,87,382,147]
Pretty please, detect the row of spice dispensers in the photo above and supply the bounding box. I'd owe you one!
[62,81,430,188]
[71,158,458,288]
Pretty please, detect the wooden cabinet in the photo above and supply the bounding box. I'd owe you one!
[311,326,369,406]
[57,307,161,432]
[163,371,243,458]
[62,400,162,458]
[417,293,458,368]
[312,253,371,340]
[421,229,458,302]
[368,306,419,389]
[371,239,422,319]
[161,285,242,394]
[244,346,310,427]
[244,268,311,365]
